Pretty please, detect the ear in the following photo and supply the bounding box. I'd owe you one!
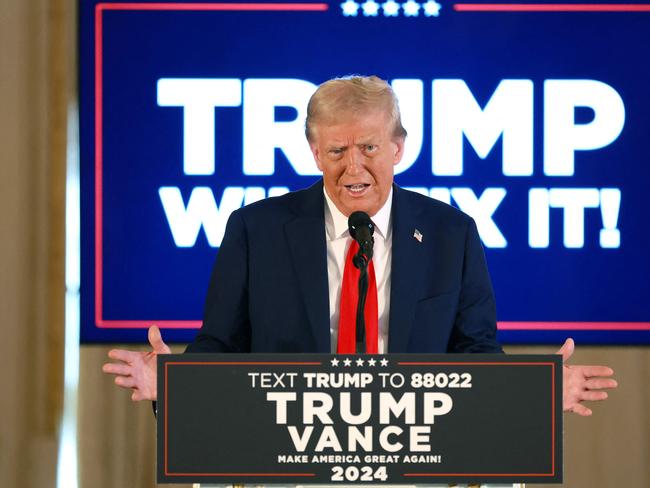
[392,137,405,167]
[310,142,324,172]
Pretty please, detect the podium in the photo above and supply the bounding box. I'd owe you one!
[158,354,560,485]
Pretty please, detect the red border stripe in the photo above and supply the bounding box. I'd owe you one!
[551,360,555,472]
[168,472,317,477]
[97,2,329,11]
[94,5,104,329]
[96,319,650,331]
[398,361,555,365]
[97,320,201,328]
[167,361,322,365]
[404,472,556,476]
[498,321,650,331]
[94,3,650,333]
[454,3,650,12]
[166,360,557,478]
[94,3,327,330]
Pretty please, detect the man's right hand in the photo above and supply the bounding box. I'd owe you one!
[102,325,171,401]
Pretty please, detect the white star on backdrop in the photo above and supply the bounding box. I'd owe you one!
[330,358,339,367]
[423,0,442,16]
[341,0,360,16]
[403,0,421,16]
[361,0,380,16]
[380,358,389,367]
[382,0,400,16]
[356,358,365,366]
[343,358,352,366]
[367,358,377,366]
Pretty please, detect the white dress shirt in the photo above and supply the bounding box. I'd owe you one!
[323,189,393,354]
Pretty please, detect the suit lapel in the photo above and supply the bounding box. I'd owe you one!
[388,186,426,353]
[284,181,331,353]
[283,183,427,353]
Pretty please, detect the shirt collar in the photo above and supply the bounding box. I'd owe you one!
[323,187,393,241]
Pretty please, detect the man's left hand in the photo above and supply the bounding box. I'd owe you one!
[556,338,618,416]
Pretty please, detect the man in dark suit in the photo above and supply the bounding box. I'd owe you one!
[187,180,500,355]
[104,75,616,416]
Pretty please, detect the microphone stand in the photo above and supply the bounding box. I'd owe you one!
[353,247,370,354]
[348,211,375,354]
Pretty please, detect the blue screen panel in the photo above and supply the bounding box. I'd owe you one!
[79,1,650,343]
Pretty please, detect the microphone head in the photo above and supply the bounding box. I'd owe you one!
[348,211,374,240]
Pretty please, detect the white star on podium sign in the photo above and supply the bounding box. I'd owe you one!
[330,358,340,367]
[382,0,400,16]
[356,358,365,366]
[423,0,442,16]
[341,0,360,16]
[403,0,421,16]
[343,358,352,366]
[367,358,377,366]
[380,358,389,366]
[361,0,380,16]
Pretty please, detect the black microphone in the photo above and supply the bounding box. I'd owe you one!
[347,211,375,353]
[348,211,375,268]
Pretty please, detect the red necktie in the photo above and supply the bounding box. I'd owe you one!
[337,240,378,354]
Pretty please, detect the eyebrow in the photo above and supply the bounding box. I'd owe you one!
[327,137,377,150]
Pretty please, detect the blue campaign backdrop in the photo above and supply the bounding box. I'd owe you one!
[79,0,650,343]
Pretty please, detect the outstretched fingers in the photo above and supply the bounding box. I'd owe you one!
[102,363,131,376]
[556,338,575,362]
[131,390,149,402]
[577,365,615,378]
[570,404,593,417]
[580,390,609,402]
[103,331,166,402]
[584,377,618,391]
[114,375,137,389]
[148,325,172,354]
[108,348,139,364]
[562,361,618,414]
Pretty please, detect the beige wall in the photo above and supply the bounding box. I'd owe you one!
[0,0,67,486]
[506,345,650,487]
[1,1,648,487]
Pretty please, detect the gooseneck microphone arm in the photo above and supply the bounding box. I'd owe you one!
[348,211,375,353]
[355,265,369,353]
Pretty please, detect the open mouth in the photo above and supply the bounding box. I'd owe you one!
[344,183,370,194]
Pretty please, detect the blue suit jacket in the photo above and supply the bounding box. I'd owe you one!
[187,181,502,354]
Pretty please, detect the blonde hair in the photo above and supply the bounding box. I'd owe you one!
[305,75,407,142]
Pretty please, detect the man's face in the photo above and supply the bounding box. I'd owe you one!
[309,110,404,217]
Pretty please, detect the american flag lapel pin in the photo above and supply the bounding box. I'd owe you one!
[413,229,423,243]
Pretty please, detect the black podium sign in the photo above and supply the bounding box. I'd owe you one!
[157,354,562,484]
